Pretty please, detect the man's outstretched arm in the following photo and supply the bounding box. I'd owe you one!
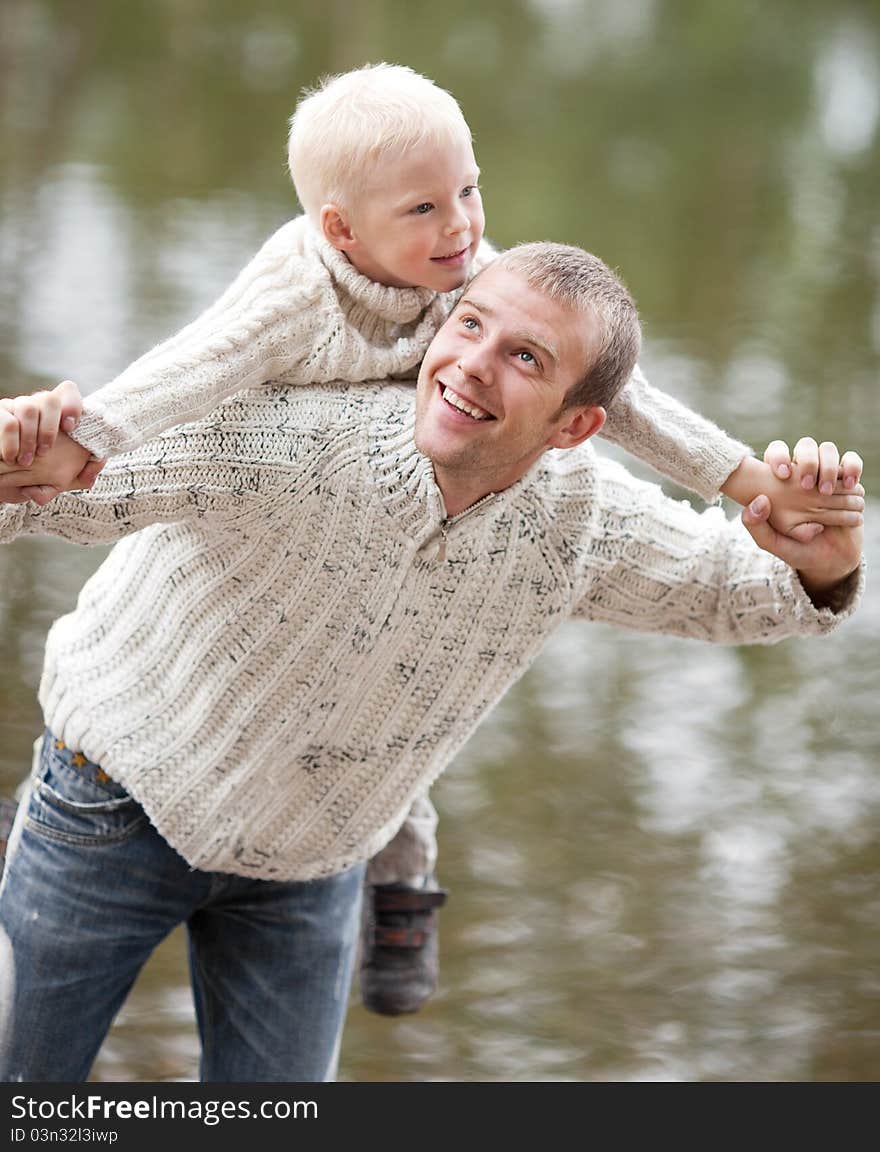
[0,410,287,548]
[570,436,865,644]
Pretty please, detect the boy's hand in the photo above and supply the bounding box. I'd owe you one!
[0,380,84,467]
[742,491,864,603]
[764,437,863,493]
[0,432,103,505]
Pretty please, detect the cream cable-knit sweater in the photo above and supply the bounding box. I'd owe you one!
[68,218,752,884]
[0,385,861,881]
[72,216,750,504]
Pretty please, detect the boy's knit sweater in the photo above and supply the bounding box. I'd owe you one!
[72,216,749,504]
[0,385,860,881]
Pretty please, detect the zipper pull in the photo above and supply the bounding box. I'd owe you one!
[431,493,495,564]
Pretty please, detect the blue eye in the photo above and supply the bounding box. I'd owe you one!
[462,185,480,198]
[518,350,536,363]
[462,317,479,330]
[413,203,433,215]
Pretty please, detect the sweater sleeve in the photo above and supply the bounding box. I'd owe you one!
[71,218,322,459]
[600,362,753,503]
[570,456,863,642]
[0,413,291,547]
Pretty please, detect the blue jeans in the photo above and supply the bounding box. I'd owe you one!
[0,732,364,1082]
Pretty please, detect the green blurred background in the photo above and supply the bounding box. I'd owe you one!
[1,0,878,1081]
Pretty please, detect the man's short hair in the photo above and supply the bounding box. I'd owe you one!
[288,63,473,222]
[488,243,642,411]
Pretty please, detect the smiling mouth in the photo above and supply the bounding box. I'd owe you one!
[431,247,469,264]
[441,385,494,421]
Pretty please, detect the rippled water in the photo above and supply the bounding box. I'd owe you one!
[1,0,878,1081]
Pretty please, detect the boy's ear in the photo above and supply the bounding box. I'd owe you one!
[320,204,355,251]
[546,405,606,451]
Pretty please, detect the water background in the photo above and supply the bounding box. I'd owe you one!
[1,0,878,1081]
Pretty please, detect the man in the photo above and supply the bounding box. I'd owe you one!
[0,243,865,1082]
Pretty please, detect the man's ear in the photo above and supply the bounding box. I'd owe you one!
[547,405,606,451]
[320,204,355,251]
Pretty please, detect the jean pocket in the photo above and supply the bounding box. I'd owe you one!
[26,734,146,847]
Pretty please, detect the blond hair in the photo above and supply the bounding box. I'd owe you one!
[288,63,473,221]
[486,243,641,411]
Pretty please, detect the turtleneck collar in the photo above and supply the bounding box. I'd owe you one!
[306,225,461,325]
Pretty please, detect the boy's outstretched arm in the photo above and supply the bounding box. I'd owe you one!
[602,365,863,539]
[4,220,319,478]
[601,363,751,502]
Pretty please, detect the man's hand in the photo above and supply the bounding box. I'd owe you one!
[742,491,864,605]
[0,380,84,467]
[0,431,103,505]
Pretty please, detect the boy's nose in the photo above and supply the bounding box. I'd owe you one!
[445,203,470,236]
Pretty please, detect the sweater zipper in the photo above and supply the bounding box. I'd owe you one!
[434,492,496,563]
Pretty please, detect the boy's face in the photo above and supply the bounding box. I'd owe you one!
[330,133,484,292]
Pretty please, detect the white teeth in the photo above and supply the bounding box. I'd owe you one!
[443,387,491,421]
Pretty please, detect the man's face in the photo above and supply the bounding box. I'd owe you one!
[341,133,484,293]
[415,263,604,514]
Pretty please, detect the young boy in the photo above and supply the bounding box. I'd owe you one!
[0,64,860,1023]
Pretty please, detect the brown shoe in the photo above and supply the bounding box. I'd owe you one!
[360,878,448,1016]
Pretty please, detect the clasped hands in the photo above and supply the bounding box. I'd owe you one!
[732,441,864,601]
[0,380,104,503]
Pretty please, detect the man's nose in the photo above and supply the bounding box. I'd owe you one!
[457,344,493,386]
